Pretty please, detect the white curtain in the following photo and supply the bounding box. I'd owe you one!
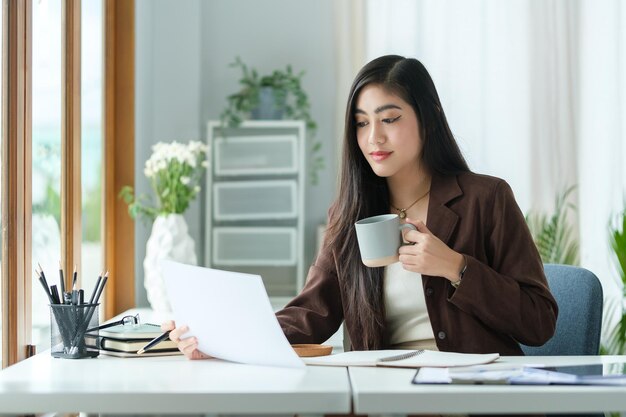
[351,0,626,347]
[577,0,626,346]
[333,0,366,165]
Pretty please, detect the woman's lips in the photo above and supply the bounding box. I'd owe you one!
[370,151,392,162]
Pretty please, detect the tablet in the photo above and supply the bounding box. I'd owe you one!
[548,362,626,377]
[413,362,626,385]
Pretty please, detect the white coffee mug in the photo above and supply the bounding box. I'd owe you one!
[354,214,417,267]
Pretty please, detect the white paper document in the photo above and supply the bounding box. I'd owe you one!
[162,260,304,368]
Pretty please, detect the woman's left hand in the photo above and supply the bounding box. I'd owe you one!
[399,218,465,282]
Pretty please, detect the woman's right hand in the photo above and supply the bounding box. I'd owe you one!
[161,320,211,360]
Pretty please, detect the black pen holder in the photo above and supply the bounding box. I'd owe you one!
[50,303,100,359]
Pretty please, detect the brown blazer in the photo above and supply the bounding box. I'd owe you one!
[276,171,558,355]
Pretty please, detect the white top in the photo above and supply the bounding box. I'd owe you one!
[384,262,436,350]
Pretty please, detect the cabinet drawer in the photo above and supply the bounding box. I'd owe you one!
[213,180,297,220]
[214,135,298,175]
[212,227,296,266]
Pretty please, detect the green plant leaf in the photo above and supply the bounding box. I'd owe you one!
[526,185,579,265]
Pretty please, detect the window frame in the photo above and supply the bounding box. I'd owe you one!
[1,0,135,367]
[1,0,32,367]
[61,0,82,286]
[103,0,135,320]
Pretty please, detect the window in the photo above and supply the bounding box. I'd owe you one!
[31,0,62,353]
[0,0,4,368]
[1,0,134,367]
[81,0,103,316]
[29,0,105,355]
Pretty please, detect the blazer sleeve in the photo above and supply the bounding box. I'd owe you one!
[449,179,558,346]
[275,238,344,344]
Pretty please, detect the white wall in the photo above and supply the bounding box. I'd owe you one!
[135,0,338,306]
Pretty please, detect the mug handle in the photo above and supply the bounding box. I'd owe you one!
[399,223,417,246]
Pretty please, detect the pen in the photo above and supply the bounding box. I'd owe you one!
[50,284,61,305]
[72,265,77,290]
[58,261,66,299]
[137,331,171,355]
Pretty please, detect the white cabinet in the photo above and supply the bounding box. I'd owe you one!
[205,120,306,296]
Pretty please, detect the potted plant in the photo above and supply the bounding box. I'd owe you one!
[119,140,208,312]
[525,185,579,265]
[606,205,626,354]
[220,57,324,185]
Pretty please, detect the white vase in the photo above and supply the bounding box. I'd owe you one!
[143,214,197,313]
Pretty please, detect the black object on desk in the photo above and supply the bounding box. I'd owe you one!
[36,265,109,359]
[137,331,172,355]
[50,303,101,359]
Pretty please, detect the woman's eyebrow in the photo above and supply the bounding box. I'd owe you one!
[374,104,402,113]
[354,104,402,115]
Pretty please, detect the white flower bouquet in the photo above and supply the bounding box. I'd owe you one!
[120,141,208,220]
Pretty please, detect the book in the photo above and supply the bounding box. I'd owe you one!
[303,349,499,368]
[84,323,181,358]
[97,323,164,339]
[98,348,182,358]
[85,334,178,352]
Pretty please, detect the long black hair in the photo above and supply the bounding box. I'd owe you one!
[326,55,469,349]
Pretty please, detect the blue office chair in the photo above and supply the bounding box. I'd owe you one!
[521,265,604,417]
[521,264,603,356]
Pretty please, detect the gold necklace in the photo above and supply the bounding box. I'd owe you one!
[391,189,430,219]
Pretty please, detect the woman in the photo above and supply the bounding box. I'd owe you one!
[166,55,558,358]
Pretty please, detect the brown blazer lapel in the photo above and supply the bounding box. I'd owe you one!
[420,173,462,294]
[426,173,462,246]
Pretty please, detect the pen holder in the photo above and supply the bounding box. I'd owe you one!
[50,303,100,359]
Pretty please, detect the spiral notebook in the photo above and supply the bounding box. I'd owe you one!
[303,349,499,368]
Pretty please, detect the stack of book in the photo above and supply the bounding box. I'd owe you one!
[86,323,181,357]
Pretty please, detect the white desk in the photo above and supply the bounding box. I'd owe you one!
[0,352,351,415]
[4,303,626,417]
[349,355,626,415]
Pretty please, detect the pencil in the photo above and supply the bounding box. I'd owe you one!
[93,272,108,304]
[38,263,49,290]
[37,272,55,304]
[88,272,103,305]
[137,331,171,355]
